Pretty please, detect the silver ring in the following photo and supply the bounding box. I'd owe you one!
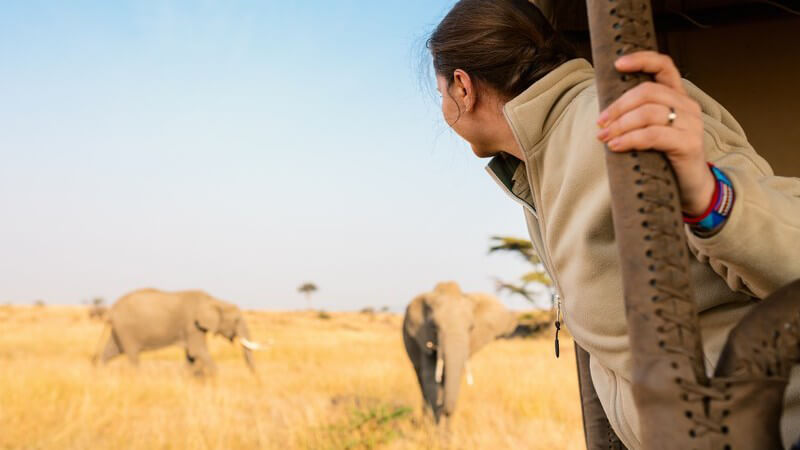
[667,107,677,127]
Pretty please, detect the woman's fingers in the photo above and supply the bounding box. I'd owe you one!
[598,51,715,215]
[598,81,699,127]
[614,51,685,94]
[606,125,714,215]
[598,103,672,141]
[598,103,699,142]
[606,125,701,157]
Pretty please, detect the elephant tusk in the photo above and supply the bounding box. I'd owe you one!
[465,361,474,386]
[240,338,263,350]
[435,353,444,384]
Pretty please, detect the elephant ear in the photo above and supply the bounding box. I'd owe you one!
[404,294,436,354]
[468,293,517,356]
[194,297,221,334]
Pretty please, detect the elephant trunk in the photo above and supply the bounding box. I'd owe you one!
[440,331,469,419]
[236,320,256,372]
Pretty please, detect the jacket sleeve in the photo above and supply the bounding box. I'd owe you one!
[684,82,800,299]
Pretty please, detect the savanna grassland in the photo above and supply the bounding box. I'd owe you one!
[0,305,583,450]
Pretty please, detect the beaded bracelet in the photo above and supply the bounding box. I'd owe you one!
[683,164,735,237]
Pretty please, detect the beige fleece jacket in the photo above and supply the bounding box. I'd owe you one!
[486,59,800,449]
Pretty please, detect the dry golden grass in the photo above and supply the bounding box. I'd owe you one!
[0,305,583,449]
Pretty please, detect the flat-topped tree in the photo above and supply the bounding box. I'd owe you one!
[489,236,553,309]
[297,282,318,309]
[489,236,540,263]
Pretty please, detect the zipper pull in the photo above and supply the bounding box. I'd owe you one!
[554,320,561,358]
[554,293,562,358]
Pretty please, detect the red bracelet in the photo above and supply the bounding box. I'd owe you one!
[682,164,735,234]
[683,165,720,224]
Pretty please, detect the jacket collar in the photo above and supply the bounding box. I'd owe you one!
[486,153,536,214]
[502,58,594,154]
[486,58,595,205]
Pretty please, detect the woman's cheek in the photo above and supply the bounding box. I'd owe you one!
[440,105,450,125]
[441,102,458,128]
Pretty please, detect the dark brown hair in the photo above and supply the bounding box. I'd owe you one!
[428,0,576,100]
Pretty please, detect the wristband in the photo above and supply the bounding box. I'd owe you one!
[683,164,734,237]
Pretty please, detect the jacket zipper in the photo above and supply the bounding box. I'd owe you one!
[554,292,562,358]
[486,166,565,358]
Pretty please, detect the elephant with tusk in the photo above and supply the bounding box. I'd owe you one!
[94,288,267,376]
[402,281,518,423]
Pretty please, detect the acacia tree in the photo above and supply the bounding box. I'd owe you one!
[297,282,318,309]
[489,236,553,310]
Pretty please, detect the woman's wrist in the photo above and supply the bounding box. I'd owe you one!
[680,162,718,216]
[682,164,735,237]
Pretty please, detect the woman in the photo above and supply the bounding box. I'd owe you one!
[427,0,800,448]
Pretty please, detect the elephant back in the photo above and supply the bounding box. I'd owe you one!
[109,289,186,329]
[467,293,518,354]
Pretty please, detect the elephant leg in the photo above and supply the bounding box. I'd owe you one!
[98,334,122,364]
[419,353,441,422]
[183,349,217,377]
[124,349,140,366]
[185,348,196,366]
[186,330,216,377]
[115,331,140,367]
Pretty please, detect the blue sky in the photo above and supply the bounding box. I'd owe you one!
[0,1,539,311]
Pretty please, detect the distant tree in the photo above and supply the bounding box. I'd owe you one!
[379,306,390,313]
[33,299,45,307]
[489,236,553,310]
[88,297,108,320]
[297,282,318,309]
[489,236,541,263]
[493,278,537,303]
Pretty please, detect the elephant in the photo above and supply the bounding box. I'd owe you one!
[402,281,518,423]
[94,288,264,376]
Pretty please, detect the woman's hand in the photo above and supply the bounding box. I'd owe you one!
[596,51,715,217]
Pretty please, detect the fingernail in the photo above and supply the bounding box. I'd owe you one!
[597,111,609,126]
[596,128,609,141]
[608,138,621,150]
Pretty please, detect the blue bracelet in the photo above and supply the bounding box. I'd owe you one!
[683,164,735,237]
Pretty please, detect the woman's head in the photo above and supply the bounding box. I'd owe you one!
[428,0,575,157]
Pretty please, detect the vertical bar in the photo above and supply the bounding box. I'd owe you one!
[584,1,708,447]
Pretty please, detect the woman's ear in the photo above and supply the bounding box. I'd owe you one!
[195,299,221,333]
[452,69,476,113]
